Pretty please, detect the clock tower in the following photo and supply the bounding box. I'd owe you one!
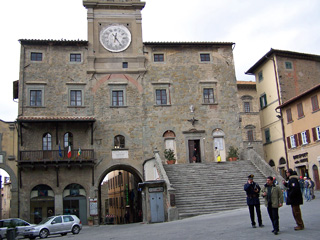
[83,0,146,74]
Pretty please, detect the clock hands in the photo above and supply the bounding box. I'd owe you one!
[112,33,122,45]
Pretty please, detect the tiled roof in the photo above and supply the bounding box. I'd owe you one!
[143,41,234,46]
[19,39,88,46]
[17,116,95,122]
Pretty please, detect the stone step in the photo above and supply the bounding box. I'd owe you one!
[163,160,267,219]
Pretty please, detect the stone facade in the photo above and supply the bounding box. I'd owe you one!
[0,120,18,218]
[15,0,243,223]
[237,81,263,157]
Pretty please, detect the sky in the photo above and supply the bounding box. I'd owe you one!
[1,0,320,123]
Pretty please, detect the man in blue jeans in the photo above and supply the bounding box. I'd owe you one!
[261,176,283,235]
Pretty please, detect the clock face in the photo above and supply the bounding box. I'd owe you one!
[100,25,132,52]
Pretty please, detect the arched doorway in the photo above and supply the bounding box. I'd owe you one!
[312,165,320,190]
[30,184,55,224]
[99,165,143,225]
[63,183,87,224]
[269,160,275,169]
[213,129,226,162]
[278,158,286,178]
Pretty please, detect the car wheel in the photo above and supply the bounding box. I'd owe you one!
[39,228,49,238]
[61,233,67,236]
[72,225,80,234]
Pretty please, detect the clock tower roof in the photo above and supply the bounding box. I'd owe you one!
[83,0,145,10]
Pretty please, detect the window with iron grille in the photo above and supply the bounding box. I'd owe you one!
[156,89,167,105]
[200,53,210,62]
[70,54,81,62]
[244,102,251,113]
[70,90,82,106]
[112,90,124,106]
[31,52,42,61]
[247,129,254,141]
[203,88,214,103]
[154,54,164,62]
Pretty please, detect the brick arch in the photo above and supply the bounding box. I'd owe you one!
[92,74,143,94]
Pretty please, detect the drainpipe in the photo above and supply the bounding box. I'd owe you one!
[270,55,289,170]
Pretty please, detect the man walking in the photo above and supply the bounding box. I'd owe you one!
[261,176,283,235]
[244,174,263,228]
[283,169,304,230]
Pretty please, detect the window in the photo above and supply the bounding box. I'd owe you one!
[297,102,304,118]
[70,90,82,106]
[285,61,292,69]
[315,126,320,140]
[311,95,319,112]
[53,217,62,224]
[264,129,271,143]
[43,133,52,150]
[301,131,308,145]
[200,53,210,62]
[247,129,254,142]
[64,132,73,149]
[30,90,42,106]
[286,108,293,123]
[63,216,74,222]
[154,54,164,62]
[156,89,167,105]
[203,88,214,104]
[290,135,296,148]
[114,135,125,149]
[70,54,81,62]
[31,52,42,61]
[258,71,263,82]
[260,94,267,109]
[244,102,250,113]
[112,90,124,106]
[122,62,128,68]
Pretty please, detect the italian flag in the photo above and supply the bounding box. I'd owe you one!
[67,145,72,158]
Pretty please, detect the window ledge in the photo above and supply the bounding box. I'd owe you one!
[26,106,45,108]
[312,108,320,114]
[112,148,129,151]
[297,116,305,120]
[110,106,128,108]
[202,103,217,105]
[68,106,85,108]
[154,104,171,107]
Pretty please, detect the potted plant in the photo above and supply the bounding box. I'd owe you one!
[227,146,239,161]
[87,216,93,226]
[164,149,176,164]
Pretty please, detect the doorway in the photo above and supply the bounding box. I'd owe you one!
[312,165,320,190]
[188,140,201,163]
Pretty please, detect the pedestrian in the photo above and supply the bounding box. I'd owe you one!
[281,186,287,203]
[298,176,304,194]
[261,176,283,235]
[310,178,315,200]
[192,147,197,163]
[214,147,221,163]
[244,174,264,228]
[273,177,278,185]
[282,169,304,230]
[304,177,311,201]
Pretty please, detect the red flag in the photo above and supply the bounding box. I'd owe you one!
[67,145,72,158]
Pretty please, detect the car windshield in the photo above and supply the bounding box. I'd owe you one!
[38,217,54,225]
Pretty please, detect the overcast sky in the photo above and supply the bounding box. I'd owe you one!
[1,0,320,122]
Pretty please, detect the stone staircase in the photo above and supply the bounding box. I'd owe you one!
[163,160,267,219]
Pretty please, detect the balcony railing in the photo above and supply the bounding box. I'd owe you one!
[19,149,95,163]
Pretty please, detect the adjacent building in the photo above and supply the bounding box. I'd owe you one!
[277,84,320,189]
[14,0,242,223]
[246,49,320,177]
[237,81,263,157]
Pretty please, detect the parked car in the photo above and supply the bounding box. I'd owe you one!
[0,218,34,239]
[23,215,82,239]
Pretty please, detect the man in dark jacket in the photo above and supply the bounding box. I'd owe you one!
[283,169,304,230]
[244,174,263,228]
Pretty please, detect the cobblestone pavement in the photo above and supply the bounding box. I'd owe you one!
[27,191,320,240]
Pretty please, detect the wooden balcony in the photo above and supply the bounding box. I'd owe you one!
[18,149,95,168]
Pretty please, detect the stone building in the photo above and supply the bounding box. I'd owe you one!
[0,120,18,218]
[246,49,320,176]
[14,0,242,223]
[277,83,320,189]
[237,81,263,157]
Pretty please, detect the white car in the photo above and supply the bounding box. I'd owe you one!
[0,218,34,239]
[23,215,82,239]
